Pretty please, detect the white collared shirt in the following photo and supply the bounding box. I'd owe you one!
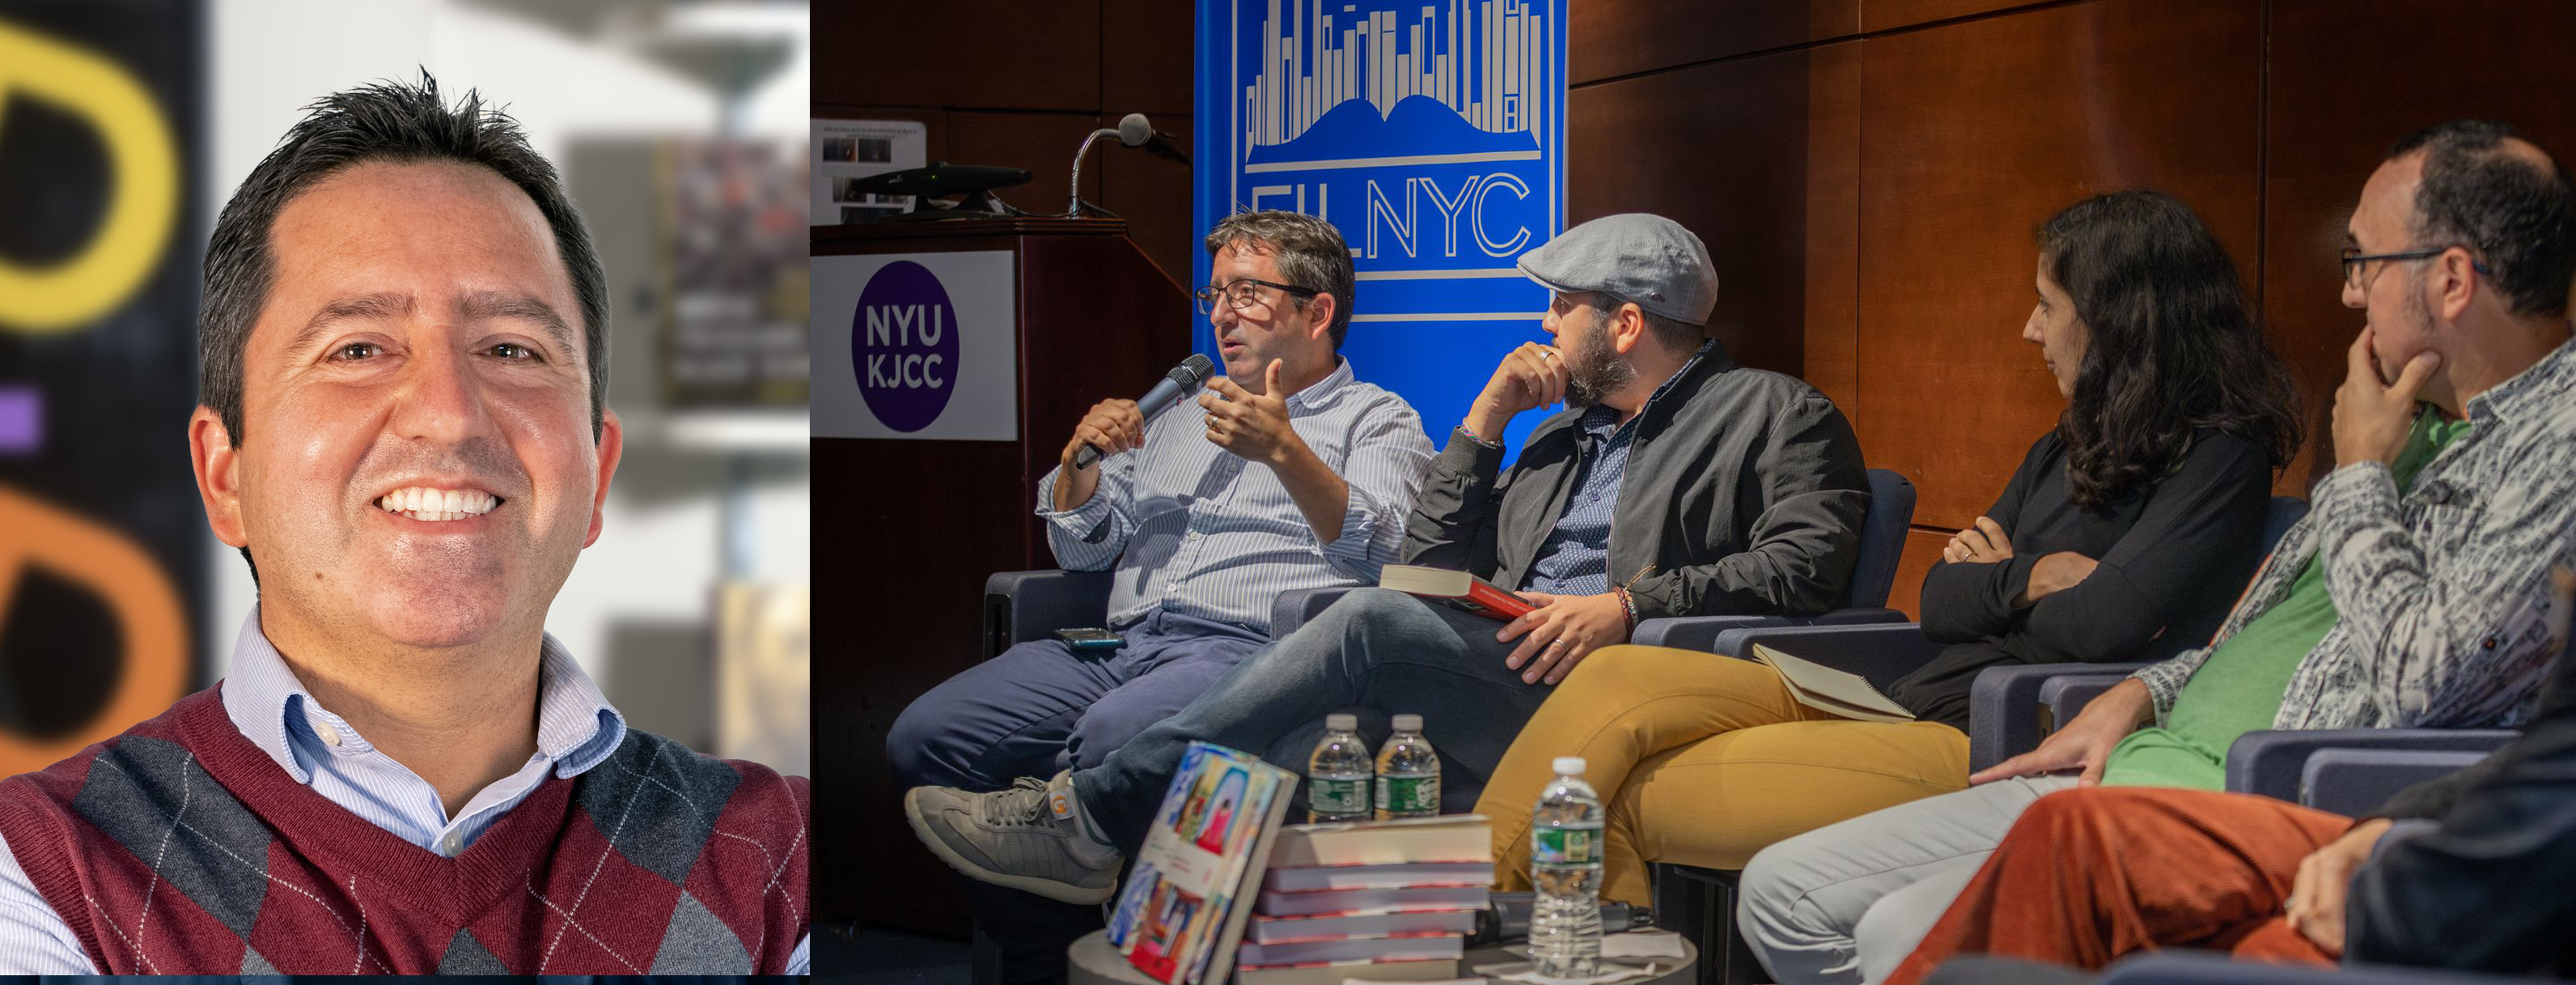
[0,607,811,973]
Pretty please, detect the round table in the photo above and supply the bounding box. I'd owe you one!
[1069,928,1698,985]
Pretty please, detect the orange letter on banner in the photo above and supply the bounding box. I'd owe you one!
[0,484,188,776]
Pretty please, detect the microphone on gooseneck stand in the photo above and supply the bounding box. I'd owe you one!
[1116,113,1193,167]
[1067,113,1192,216]
[1073,354,1219,469]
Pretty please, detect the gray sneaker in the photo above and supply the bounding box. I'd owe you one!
[904,771,1121,905]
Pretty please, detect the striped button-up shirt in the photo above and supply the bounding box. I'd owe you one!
[0,607,811,973]
[2135,336,2576,732]
[1039,357,1434,633]
[1523,344,1710,596]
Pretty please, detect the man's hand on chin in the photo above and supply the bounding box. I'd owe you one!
[2332,328,2440,468]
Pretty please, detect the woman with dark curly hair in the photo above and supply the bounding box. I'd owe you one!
[1471,189,2303,913]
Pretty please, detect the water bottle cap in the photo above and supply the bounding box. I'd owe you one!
[1325,713,1358,731]
[1391,713,1423,732]
[1553,756,1587,775]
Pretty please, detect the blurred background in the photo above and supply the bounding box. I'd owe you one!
[0,0,811,800]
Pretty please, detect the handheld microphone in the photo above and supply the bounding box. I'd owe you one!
[1074,354,1218,469]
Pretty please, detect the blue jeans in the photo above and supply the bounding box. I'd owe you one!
[1073,588,1555,849]
[888,609,1269,791]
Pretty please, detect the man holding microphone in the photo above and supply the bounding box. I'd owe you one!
[888,210,1431,976]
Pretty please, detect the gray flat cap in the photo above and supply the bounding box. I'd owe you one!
[1516,213,1718,325]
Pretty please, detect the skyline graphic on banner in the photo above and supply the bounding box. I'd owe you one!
[1200,0,1565,452]
[1239,0,1549,156]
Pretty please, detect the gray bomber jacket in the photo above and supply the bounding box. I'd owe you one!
[1399,345,1872,621]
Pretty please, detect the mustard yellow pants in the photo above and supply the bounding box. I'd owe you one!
[1473,644,1972,906]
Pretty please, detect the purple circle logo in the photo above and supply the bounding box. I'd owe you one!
[854,261,960,432]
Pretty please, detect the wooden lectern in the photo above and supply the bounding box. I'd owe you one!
[814,218,1191,933]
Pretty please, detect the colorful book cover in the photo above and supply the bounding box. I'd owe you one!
[1106,741,1298,985]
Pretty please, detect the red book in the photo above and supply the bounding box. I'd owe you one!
[1379,565,1534,621]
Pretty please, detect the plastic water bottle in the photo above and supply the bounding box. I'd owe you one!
[1529,756,1604,978]
[1374,713,1440,819]
[1306,713,1372,823]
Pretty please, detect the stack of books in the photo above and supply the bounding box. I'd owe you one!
[1234,814,1495,985]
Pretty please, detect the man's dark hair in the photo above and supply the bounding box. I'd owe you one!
[2387,119,2576,320]
[1593,294,1705,353]
[200,72,609,446]
[2039,189,2303,509]
[1205,210,1356,348]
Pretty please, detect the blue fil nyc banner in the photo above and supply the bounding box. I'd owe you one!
[1193,0,1566,451]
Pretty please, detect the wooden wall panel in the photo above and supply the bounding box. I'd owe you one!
[1104,0,1196,114]
[1801,42,1863,415]
[1568,41,1861,377]
[1860,0,2048,32]
[1885,528,1951,620]
[816,1,1101,110]
[1569,0,1859,84]
[1854,0,2263,530]
[1098,114,1197,288]
[2261,0,2576,487]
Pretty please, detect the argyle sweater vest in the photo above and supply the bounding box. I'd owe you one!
[0,687,809,974]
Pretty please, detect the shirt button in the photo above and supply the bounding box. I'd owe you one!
[442,831,463,856]
[315,722,342,747]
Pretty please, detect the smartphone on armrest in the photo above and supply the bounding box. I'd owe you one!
[1054,627,1124,651]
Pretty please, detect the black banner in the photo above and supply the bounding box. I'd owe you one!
[0,0,205,777]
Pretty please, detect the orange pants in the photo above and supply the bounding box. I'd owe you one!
[1883,786,2360,985]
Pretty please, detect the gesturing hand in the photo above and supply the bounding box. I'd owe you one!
[2287,817,2394,957]
[1495,592,1629,685]
[2332,328,2440,469]
[1199,359,1308,467]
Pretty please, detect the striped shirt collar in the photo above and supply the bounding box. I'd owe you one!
[1277,355,1355,413]
[218,605,627,785]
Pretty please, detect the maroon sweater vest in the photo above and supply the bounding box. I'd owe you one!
[0,687,809,974]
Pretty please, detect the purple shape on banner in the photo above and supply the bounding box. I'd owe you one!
[853,260,960,433]
[0,387,37,454]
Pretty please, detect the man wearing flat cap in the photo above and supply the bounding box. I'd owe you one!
[903,213,1871,902]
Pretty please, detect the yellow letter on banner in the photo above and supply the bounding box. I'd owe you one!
[0,19,179,333]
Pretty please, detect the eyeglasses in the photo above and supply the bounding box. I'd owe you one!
[2340,245,2493,291]
[1193,278,1318,315]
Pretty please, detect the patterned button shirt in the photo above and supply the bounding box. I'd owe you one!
[2135,337,2576,731]
[1037,358,1434,633]
[1522,343,1710,595]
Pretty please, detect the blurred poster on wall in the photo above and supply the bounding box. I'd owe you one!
[716,580,808,777]
[811,118,923,224]
[659,138,811,410]
[0,2,202,776]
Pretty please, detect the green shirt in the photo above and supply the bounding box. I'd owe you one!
[2099,407,2471,790]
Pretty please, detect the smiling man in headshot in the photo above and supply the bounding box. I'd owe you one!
[0,76,809,974]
